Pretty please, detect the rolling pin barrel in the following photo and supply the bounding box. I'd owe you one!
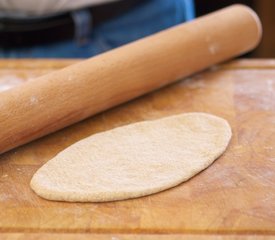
[0,5,262,154]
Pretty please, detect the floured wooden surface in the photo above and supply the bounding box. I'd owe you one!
[0,59,79,92]
[0,59,274,238]
[0,75,24,92]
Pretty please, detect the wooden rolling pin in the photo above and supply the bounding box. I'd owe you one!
[0,4,261,154]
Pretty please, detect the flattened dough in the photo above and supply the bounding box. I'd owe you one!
[31,113,231,202]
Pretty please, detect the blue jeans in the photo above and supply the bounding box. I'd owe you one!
[0,0,195,58]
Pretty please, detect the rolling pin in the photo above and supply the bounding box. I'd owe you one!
[0,4,261,154]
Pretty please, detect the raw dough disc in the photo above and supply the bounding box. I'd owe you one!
[31,112,231,202]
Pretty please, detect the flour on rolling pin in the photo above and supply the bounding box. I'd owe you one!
[205,36,221,55]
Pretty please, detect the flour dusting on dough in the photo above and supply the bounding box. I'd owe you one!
[31,113,232,202]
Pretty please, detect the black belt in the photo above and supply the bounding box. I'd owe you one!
[0,0,144,47]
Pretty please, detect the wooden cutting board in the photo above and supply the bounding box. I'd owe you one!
[0,59,274,240]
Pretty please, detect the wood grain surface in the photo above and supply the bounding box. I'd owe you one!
[0,59,274,239]
[1,233,275,240]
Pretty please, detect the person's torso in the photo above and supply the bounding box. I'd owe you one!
[0,0,120,17]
